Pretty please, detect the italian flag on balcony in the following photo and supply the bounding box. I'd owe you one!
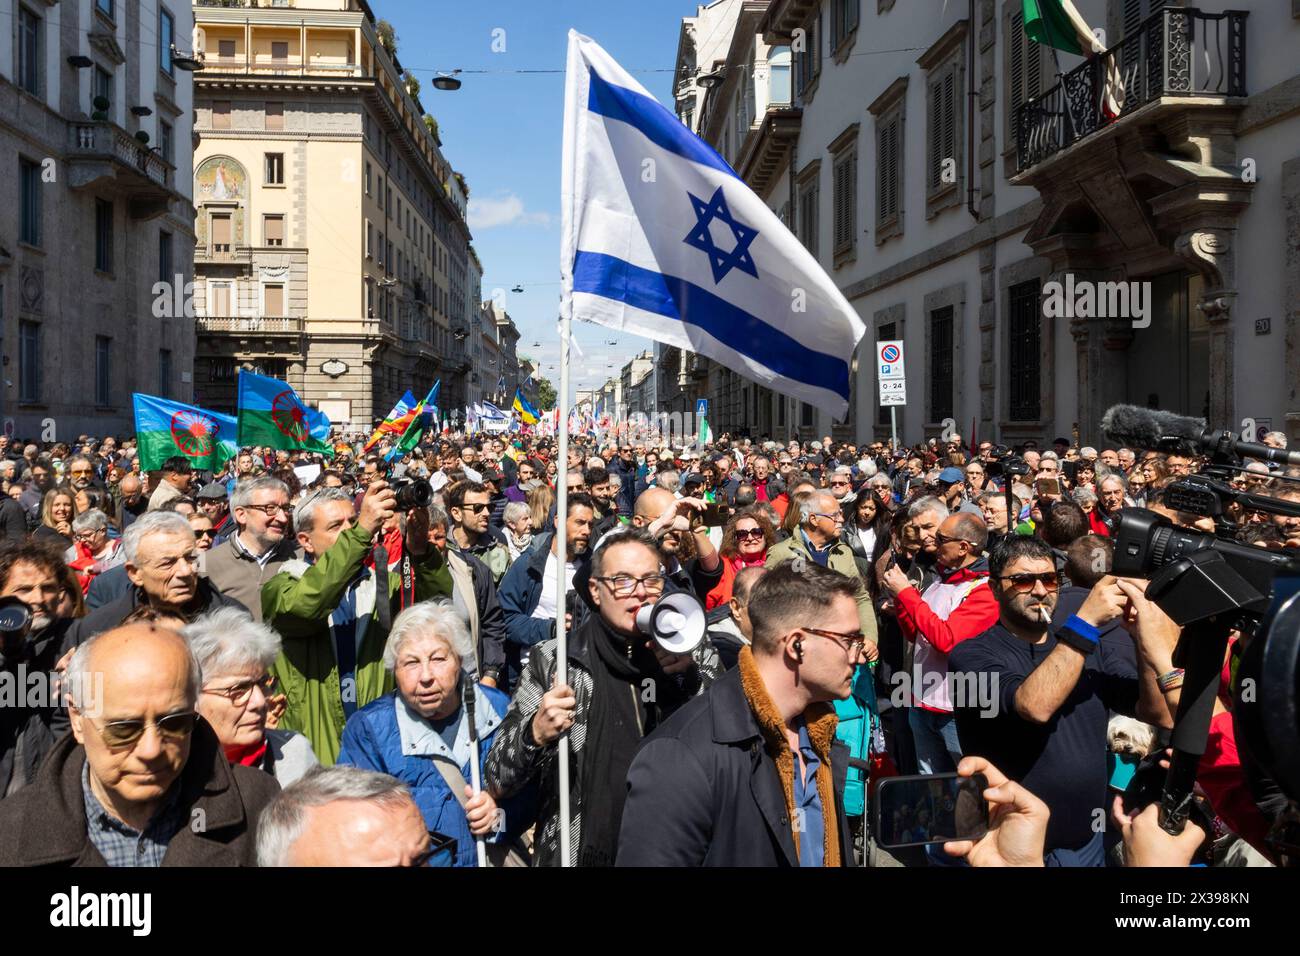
[1022,0,1124,117]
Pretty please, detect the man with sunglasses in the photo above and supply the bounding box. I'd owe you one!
[618,561,861,866]
[947,536,1165,866]
[487,527,720,867]
[446,480,511,584]
[0,622,279,866]
[882,512,998,778]
[200,477,299,623]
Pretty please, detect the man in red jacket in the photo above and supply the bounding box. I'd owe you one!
[882,511,999,774]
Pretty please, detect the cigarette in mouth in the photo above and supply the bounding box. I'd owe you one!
[1039,607,1051,624]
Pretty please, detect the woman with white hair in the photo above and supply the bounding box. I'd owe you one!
[185,606,319,786]
[336,601,526,867]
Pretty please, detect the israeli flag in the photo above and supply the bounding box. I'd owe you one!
[560,30,866,418]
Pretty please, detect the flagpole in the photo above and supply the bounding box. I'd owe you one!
[555,309,572,868]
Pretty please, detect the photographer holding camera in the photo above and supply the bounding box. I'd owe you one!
[263,480,453,766]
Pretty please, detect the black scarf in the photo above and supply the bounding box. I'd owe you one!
[579,617,683,866]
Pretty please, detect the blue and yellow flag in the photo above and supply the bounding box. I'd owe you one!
[512,388,541,425]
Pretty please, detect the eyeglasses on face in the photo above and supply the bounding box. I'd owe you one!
[811,511,844,523]
[71,468,94,477]
[595,573,666,597]
[242,502,291,517]
[934,532,972,547]
[203,674,278,707]
[800,627,866,659]
[997,571,1062,592]
[413,830,458,868]
[734,527,764,540]
[90,711,199,749]
[193,528,217,539]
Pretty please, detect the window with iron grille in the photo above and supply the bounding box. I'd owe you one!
[832,144,857,258]
[95,199,114,273]
[95,337,112,406]
[1008,279,1042,421]
[20,321,40,403]
[929,306,954,422]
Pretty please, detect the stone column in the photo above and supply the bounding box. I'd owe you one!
[1061,268,1133,448]
[1173,227,1238,429]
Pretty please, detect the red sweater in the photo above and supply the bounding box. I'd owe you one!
[895,563,1000,654]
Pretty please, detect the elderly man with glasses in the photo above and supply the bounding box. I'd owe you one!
[487,527,721,867]
[764,490,878,650]
[0,621,279,866]
[199,477,299,623]
[947,536,1166,866]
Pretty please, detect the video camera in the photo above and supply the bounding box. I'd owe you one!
[981,444,1029,483]
[1103,404,1300,858]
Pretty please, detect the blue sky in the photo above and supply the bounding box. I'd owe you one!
[380,0,703,398]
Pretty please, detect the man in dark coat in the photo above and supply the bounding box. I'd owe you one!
[64,511,247,651]
[0,623,279,866]
[617,561,862,866]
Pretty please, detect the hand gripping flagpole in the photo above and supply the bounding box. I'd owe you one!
[555,310,572,867]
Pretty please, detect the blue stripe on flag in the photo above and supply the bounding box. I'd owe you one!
[586,68,736,180]
[573,250,849,401]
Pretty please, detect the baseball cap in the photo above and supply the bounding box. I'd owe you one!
[938,466,964,486]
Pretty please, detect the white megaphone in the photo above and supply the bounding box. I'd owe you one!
[635,590,706,656]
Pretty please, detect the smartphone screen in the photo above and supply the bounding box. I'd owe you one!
[1035,477,1061,498]
[873,773,990,848]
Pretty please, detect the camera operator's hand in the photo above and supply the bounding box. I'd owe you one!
[944,756,1048,867]
[358,480,396,536]
[1112,798,1207,867]
[530,676,577,747]
[1075,575,1128,628]
[1114,578,1179,670]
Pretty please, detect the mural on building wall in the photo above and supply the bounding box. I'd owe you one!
[195,156,248,248]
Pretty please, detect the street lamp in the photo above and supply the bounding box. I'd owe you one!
[432,70,462,91]
[170,45,205,72]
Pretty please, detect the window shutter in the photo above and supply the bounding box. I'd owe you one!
[1025,25,1041,100]
[265,215,284,245]
[264,285,284,317]
[846,0,859,34]
[212,214,232,249]
[942,70,956,181]
[929,77,942,189]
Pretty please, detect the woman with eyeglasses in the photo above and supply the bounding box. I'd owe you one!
[705,508,775,610]
[185,606,319,787]
[338,602,527,867]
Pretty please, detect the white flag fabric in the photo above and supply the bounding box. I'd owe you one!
[560,30,866,419]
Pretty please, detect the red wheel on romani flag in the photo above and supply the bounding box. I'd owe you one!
[271,390,308,442]
[170,409,216,459]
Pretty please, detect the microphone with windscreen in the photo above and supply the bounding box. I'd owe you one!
[1100,404,1300,468]
[636,590,706,656]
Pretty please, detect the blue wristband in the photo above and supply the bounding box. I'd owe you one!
[1063,615,1101,645]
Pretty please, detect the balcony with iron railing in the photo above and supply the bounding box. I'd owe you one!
[1015,7,1246,175]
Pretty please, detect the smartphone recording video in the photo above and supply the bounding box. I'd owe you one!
[873,773,989,849]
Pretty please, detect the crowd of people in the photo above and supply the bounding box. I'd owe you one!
[0,424,1294,867]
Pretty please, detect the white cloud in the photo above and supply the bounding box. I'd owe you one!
[468,193,552,230]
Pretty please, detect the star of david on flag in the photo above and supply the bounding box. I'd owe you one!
[683,186,759,284]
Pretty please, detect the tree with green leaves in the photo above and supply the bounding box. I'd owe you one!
[534,378,557,411]
[376,19,397,54]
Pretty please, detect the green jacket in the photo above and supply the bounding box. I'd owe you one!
[764,533,879,646]
[263,525,452,765]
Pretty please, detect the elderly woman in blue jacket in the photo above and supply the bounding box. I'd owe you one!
[337,600,522,867]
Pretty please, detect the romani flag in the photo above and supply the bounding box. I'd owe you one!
[236,370,334,455]
[133,394,239,473]
[363,390,416,453]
